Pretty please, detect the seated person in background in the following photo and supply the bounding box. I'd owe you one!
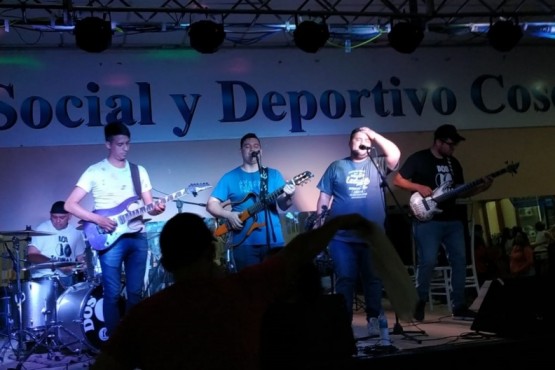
[532,221,550,275]
[473,224,500,286]
[27,200,86,288]
[509,232,535,277]
[91,212,393,370]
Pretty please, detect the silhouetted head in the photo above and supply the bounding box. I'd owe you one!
[159,213,216,273]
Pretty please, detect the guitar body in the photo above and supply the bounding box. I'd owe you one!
[409,182,452,222]
[213,193,258,238]
[82,196,143,251]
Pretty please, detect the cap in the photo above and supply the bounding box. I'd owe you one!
[50,201,68,214]
[434,124,465,143]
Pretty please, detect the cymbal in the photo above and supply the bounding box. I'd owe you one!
[24,261,77,271]
[0,229,54,237]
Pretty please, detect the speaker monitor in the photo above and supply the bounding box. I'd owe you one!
[471,276,554,338]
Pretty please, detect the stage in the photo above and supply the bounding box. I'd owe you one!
[0,296,551,370]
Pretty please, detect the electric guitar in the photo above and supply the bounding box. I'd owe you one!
[82,182,212,251]
[409,162,519,222]
[213,171,314,245]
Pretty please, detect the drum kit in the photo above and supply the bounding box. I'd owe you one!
[0,227,107,366]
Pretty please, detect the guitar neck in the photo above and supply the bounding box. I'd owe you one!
[434,168,509,203]
[245,182,289,216]
[122,188,187,222]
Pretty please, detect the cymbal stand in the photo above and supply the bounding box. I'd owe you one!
[0,237,34,361]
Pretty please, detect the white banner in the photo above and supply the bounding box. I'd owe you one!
[2,46,555,147]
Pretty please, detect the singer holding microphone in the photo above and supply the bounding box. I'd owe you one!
[315,126,400,338]
[206,132,295,272]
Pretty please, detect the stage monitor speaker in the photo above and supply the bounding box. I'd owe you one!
[471,276,554,338]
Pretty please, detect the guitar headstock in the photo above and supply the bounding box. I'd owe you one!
[505,161,520,175]
[292,171,314,186]
[186,182,213,197]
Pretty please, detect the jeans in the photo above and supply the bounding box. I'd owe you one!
[328,239,383,322]
[413,220,467,309]
[98,232,148,335]
[232,244,278,271]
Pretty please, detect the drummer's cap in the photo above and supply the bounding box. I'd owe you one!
[104,122,131,141]
[159,212,216,273]
[50,201,68,214]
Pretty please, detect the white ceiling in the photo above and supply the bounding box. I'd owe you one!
[1,0,555,51]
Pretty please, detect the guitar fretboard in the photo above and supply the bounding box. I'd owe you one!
[434,165,516,203]
[118,188,188,223]
[246,182,289,215]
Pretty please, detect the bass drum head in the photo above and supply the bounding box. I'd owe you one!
[56,282,108,353]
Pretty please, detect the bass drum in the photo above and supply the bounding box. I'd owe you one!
[56,282,108,353]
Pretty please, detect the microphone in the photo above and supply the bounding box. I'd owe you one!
[359,145,372,150]
[251,151,260,158]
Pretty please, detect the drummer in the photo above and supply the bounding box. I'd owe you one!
[27,201,87,288]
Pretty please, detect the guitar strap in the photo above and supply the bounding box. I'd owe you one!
[130,162,141,197]
[260,166,268,199]
[130,162,145,225]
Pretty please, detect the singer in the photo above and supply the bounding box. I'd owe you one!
[315,126,400,338]
[206,132,296,272]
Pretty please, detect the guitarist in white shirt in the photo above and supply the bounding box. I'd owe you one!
[393,124,492,322]
[64,122,166,337]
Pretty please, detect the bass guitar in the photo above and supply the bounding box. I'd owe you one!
[83,182,212,251]
[213,171,314,244]
[409,162,519,222]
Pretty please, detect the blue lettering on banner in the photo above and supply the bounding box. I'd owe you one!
[1,75,555,141]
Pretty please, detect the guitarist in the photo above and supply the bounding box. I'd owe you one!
[206,133,296,272]
[64,122,166,337]
[393,124,492,322]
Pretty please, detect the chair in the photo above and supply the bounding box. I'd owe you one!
[463,204,480,297]
[428,264,452,311]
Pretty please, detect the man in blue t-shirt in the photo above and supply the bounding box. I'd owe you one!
[206,133,296,272]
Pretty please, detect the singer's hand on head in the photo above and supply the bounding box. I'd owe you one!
[359,127,377,141]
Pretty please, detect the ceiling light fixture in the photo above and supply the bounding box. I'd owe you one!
[488,19,523,52]
[293,20,330,53]
[388,21,424,54]
[74,16,113,53]
[188,20,225,54]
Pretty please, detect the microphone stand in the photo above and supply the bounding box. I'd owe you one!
[255,153,273,254]
[365,147,427,344]
[173,200,207,213]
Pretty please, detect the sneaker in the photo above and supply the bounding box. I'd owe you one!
[413,300,426,322]
[367,317,380,338]
[452,306,477,321]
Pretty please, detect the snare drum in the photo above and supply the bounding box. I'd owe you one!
[56,282,108,353]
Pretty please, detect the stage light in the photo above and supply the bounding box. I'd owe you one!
[293,21,330,53]
[188,20,225,54]
[488,20,523,52]
[74,17,113,53]
[388,21,424,54]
